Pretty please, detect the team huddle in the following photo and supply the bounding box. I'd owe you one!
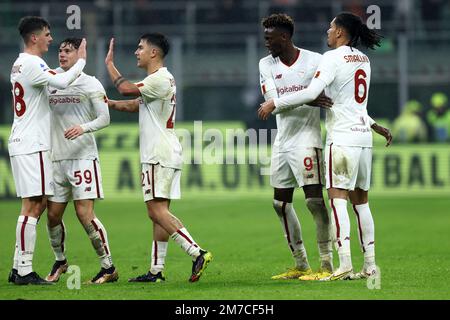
[8,16,211,285]
[7,12,391,286]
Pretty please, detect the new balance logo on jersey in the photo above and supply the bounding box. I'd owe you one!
[275,74,282,79]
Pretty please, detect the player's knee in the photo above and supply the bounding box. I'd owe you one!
[272,199,284,216]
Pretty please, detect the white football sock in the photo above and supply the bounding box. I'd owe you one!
[330,199,352,271]
[150,241,168,274]
[47,221,66,261]
[171,228,201,260]
[273,200,310,270]
[16,216,38,276]
[306,198,333,271]
[12,242,18,270]
[353,203,376,270]
[83,218,113,269]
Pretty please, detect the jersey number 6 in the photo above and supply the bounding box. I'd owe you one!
[354,69,367,104]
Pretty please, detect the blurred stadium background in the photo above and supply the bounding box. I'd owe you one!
[0,0,449,300]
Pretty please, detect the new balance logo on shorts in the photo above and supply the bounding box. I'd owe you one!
[145,189,151,195]
[85,187,91,192]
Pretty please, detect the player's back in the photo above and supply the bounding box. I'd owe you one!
[259,48,323,151]
[9,53,52,156]
[319,46,372,147]
[50,72,107,160]
[137,67,182,169]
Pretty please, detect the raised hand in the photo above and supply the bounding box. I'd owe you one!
[78,38,87,60]
[105,38,115,66]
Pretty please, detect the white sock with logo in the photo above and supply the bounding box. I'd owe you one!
[330,199,352,272]
[273,200,310,271]
[83,218,113,269]
[150,241,168,274]
[171,228,201,260]
[306,198,333,271]
[16,216,38,276]
[352,203,376,271]
[47,221,67,261]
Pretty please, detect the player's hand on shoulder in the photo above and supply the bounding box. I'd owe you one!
[105,38,115,66]
[78,38,87,61]
[258,99,275,120]
[64,125,85,140]
[309,91,333,109]
[371,123,393,147]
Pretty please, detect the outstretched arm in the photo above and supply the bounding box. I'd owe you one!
[108,99,140,113]
[258,78,330,120]
[105,38,141,97]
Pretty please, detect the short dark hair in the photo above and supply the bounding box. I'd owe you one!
[261,13,294,38]
[140,33,170,57]
[334,12,383,50]
[59,37,82,50]
[18,16,50,43]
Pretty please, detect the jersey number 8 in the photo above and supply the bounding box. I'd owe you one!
[13,82,26,117]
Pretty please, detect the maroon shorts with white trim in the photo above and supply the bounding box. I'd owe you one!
[10,150,54,198]
[49,159,104,203]
[141,163,181,202]
[324,144,372,191]
[270,147,324,189]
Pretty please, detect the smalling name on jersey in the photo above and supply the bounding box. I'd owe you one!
[277,84,307,95]
[344,54,369,63]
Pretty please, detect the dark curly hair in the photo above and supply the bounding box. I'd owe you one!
[261,13,294,38]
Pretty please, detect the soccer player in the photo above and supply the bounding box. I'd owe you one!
[258,13,334,280]
[259,12,392,281]
[105,33,212,282]
[8,16,87,285]
[44,38,118,284]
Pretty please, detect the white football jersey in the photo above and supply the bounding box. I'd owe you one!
[259,48,323,152]
[49,71,109,161]
[314,46,372,147]
[136,67,183,169]
[9,53,53,156]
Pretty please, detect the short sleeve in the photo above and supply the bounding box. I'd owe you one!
[135,74,172,100]
[313,50,338,86]
[259,59,277,100]
[26,58,55,87]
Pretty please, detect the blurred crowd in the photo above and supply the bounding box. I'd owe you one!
[393,92,450,143]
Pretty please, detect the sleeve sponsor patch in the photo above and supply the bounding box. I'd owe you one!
[48,70,57,75]
[314,71,321,78]
[136,83,144,88]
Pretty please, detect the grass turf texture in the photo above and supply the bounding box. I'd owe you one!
[0,196,449,300]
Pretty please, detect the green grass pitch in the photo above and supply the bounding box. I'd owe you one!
[0,195,449,300]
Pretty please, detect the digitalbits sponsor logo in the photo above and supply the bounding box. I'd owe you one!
[366,265,381,290]
[66,265,81,290]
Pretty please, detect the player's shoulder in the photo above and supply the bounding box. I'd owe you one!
[20,53,48,70]
[259,54,277,71]
[81,73,106,91]
[299,47,322,58]
[142,67,173,85]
